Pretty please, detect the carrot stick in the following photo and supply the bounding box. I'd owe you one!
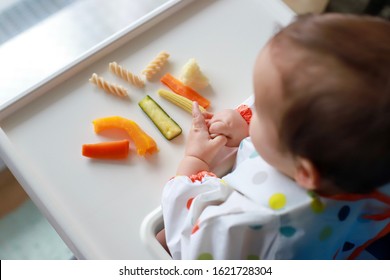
[82,139,130,159]
[160,73,210,108]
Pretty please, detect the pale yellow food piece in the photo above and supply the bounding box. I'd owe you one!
[89,73,128,98]
[142,51,170,80]
[109,62,144,88]
[180,58,209,90]
[158,89,206,114]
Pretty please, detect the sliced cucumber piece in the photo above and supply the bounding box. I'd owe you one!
[139,95,182,140]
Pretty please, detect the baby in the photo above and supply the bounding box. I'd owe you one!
[157,13,390,259]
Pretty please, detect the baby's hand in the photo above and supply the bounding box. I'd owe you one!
[185,103,227,165]
[177,102,227,176]
[208,109,249,147]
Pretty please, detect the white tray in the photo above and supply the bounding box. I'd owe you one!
[0,0,294,259]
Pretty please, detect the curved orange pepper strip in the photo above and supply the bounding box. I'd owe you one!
[92,116,158,156]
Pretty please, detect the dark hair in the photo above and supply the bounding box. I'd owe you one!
[269,14,390,193]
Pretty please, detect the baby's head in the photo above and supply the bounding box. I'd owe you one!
[250,14,390,195]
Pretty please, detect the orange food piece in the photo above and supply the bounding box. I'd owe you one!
[160,73,210,108]
[92,116,158,156]
[82,140,129,159]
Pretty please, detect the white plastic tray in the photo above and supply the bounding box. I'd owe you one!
[0,0,294,259]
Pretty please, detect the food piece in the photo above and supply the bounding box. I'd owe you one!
[93,116,158,156]
[180,58,209,89]
[109,62,145,88]
[89,73,128,98]
[82,140,130,159]
[139,95,182,140]
[160,73,210,108]
[142,51,170,80]
[157,89,206,114]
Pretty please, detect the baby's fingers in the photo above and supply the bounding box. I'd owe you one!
[192,102,207,130]
[210,134,227,150]
[202,111,214,120]
[209,121,230,137]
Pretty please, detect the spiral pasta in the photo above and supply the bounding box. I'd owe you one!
[109,62,145,88]
[142,51,170,80]
[89,73,128,98]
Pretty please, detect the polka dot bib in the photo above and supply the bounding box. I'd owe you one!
[222,138,390,259]
[162,137,390,259]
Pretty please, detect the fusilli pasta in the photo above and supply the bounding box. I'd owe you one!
[89,73,128,98]
[109,62,145,88]
[142,51,170,80]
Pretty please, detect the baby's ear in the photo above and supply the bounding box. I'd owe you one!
[294,157,320,190]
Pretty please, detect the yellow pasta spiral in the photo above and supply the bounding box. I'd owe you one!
[109,62,144,88]
[89,73,128,98]
[142,51,170,80]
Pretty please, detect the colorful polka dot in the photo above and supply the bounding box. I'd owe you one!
[342,241,355,251]
[338,205,350,221]
[186,197,194,210]
[268,193,287,210]
[191,220,200,234]
[247,255,260,260]
[250,151,259,158]
[219,179,228,186]
[249,225,263,230]
[252,171,268,184]
[307,191,316,198]
[279,226,296,237]
[197,253,213,260]
[319,226,333,241]
[310,198,325,214]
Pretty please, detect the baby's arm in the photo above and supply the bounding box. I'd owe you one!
[208,106,251,147]
[157,102,227,253]
[177,102,227,176]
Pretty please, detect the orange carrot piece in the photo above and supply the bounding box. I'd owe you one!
[92,116,158,156]
[160,73,210,108]
[82,139,129,159]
